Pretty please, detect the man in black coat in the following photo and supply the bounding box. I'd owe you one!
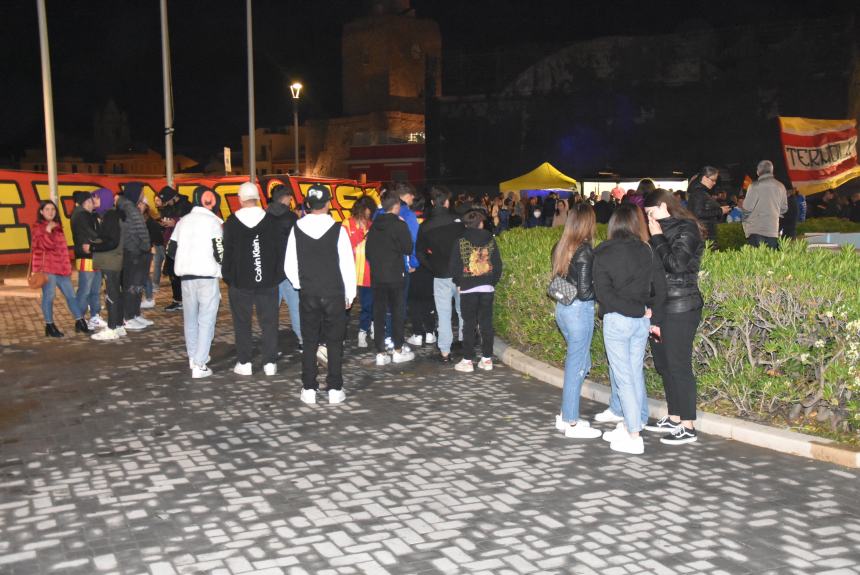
[267,184,302,350]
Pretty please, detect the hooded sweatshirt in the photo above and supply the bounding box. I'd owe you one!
[365,212,413,285]
[415,205,464,278]
[70,204,99,261]
[221,206,284,289]
[116,190,150,254]
[449,227,503,292]
[284,212,357,303]
[170,206,223,278]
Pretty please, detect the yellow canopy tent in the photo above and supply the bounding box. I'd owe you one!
[499,162,579,198]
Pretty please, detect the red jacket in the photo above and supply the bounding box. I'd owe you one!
[31,221,72,276]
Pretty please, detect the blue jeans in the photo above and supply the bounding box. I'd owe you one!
[555,300,595,422]
[42,273,82,324]
[357,286,373,332]
[182,278,221,367]
[278,278,302,343]
[143,252,154,299]
[75,269,102,318]
[433,277,463,354]
[602,313,650,433]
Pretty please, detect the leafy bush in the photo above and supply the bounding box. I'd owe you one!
[495,228,860,439]
[717,218,860,251]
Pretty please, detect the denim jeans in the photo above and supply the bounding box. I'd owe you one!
[41,273,82,324]
[602,312,650,433]
[278,278,302,343]
[151,245,165,288]
[357,286,373,332]
[433,277,463,354]
[747,234,779,250]
[607,362,648,423]
[181,278,221,367]
[142,252,154,299]
[555,300,595,422]
[75,269,102,318]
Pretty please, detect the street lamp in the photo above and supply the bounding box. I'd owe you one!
[290,82,302,175]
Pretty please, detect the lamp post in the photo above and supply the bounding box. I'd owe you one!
[290,82,302,175]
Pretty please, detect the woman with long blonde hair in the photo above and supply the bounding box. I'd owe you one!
[552,203,602,439]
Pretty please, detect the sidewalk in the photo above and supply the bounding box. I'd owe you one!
[1,290,859,574]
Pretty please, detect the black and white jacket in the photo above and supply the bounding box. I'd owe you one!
[221,207,285,289]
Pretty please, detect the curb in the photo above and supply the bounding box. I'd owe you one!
[493,339,860,469]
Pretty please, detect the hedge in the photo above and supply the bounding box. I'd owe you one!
[716,218,860,250]
[494,227,860,441]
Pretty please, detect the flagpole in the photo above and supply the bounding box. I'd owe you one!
[246,0,256,183]
[160,0,175,187]
[36,0,58,204]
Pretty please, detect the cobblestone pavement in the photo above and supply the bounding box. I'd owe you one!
[1,288,859,575]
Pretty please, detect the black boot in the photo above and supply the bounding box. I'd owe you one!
[75,318,91,334]
[45,323,64,338]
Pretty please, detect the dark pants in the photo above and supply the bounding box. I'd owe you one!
[103,270,123,329]
[228,285,279,365]
[374,282,404,352]
[299,293,346,391]
[357,286,373,332]
[164,256,183,302]
[408,267,435,335]
[121,250,147,321]
[747,234,779,250]
[650,309,702,421]
[460,291,495,361]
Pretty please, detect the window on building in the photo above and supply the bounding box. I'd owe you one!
[407,132,425,143]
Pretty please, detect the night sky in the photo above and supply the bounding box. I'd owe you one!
[0,0,854,163]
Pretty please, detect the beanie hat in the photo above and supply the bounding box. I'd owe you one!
[73,191,93,205]
[238,182,260,203]
[192,185,221,214]
[158,185,178,203]
[304,184,331,211]
[123,182,144,205]
[92,188,115,215]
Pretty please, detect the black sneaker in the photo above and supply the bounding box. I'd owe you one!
[660,426,698,445]
[439,353,452,363]
[164,301,183,312]
[644,415,681,433]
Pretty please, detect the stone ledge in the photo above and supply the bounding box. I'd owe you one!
[493,338,860,468]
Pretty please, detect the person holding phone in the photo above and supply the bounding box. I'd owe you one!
[643,188,705,445]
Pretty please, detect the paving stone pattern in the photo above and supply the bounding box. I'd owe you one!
[1,288,859,574]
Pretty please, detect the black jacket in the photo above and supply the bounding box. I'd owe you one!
[266,201,298,264]
[450,228,503,291]
[593,237,667,324]
[594,200,613,224]
[70,206,99,259]
[552,242,595,301]
[365,212,413,285]
[649,217,704,315]
[687,180,723,243]
[415,206,464,278]
[221,210,285,289]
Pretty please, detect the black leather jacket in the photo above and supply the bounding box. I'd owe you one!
[564,242,595,301]
[649,217,704,314]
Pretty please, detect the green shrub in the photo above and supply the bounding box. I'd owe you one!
[716,218,860,251]
[495,229,860,439]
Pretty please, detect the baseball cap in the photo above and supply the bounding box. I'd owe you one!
[304,184,331,210]
[238,182,260,202]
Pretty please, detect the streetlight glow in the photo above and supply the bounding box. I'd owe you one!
[290,82,303,99]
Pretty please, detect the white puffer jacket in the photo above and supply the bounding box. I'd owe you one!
[172,206,224,278]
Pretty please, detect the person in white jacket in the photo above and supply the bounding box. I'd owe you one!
[168,186,224,378]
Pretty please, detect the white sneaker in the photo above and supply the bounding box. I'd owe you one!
[233,362,252,376]
[263,363,277,376]
[565,421,602,439]
[88,315,107,330]
[124,318,146,331]
[316,345,328,365]
[454,359,474,372]
[115,326,127,337]
[384,337,394,351]
[369,324,374,339]
[357,330,368,348]
[594,408,625,424]
[477,357,493,371]
[424,332,436,344]
[133,316,153,327]
[189,356,211,369]
[140,298,155,309]
[555,415,591,433]
[328,389,346,404]
[191,365,213,378]
[602,422,628,443]
[300,389,317,404]
[610,434,644,455]
[392,348,415,363]
[406,334,423,346]
[376,353,392,366]
[91,328,119,341]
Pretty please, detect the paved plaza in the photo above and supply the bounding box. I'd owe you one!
[1,289,859,575]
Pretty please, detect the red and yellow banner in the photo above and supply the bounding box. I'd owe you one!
[0,171,380,265]
[778,117,860,196]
